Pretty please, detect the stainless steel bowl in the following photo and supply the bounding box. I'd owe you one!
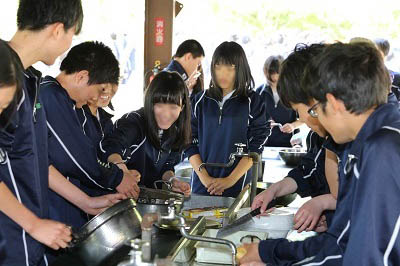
[136,187,184,217]
[70,198,142,266]
[278,148,307,166]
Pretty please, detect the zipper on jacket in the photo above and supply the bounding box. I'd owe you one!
[219,106,223,125]
[155,150,162,164]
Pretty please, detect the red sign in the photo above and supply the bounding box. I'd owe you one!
[155,17,165,46]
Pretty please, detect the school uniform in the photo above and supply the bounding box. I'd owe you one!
[257,84,299,147]
[40,76,123,229]
[0,66,49,266]
[164,60,188,82]
[257,103,400,265]
[390,70,400,100]
[164,60,199,102]
[77,105,116,196]
[80,106,114,150]
[286,131,330,197]
[101,108,181,189]
[388,91,400,110]
[185,90,269,197]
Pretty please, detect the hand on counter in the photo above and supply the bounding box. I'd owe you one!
[207,177,236,195]
[293,197,324,233]
[237,243,263,265]
[314,215,328,233]
[171,179,191,196]
[28,218,72,250]
[83,193,126,215]
[116,171,140,199]
[251,188,276,214]
[128,169,141,182]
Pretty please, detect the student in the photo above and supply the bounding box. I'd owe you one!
[0,1,83,265]
[375,38,400,100]
[103,71,191,196]
[256,55,302,147]
[84,84,118,152]
[252,44,342,235]
[40,42,129,234]
[0,39,24,264]
[240,42,399,266]
[186,41,269,198]
[164,39,205,98]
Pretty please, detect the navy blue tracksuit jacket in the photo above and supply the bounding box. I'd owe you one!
[257,103,400,265]
[286,131,330,198]
[101,108,181,189]
[164,60,188,82]
[185,90,270,197]
[40,76,123,229]
[77,105,116,196]
[256,84,299,147]
[0,67,49,266]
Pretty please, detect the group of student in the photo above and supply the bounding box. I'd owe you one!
[0,1,400,266]
[238,40,400,265]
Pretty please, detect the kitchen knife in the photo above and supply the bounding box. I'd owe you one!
[216,200,276,239]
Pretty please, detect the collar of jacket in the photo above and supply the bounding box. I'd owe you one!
[166,60,188,81]
[349,103,400,158]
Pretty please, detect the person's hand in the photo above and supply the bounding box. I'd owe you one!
[199,174,214,189]
[83,193,127,215]
[290,132,303,147]
[314,215,328,232]
[128,169,141,182]
[280,123,295,133]
[207,177,236,195]
[294,198,325,233]
[27,218,72,250]
[251,188,276,214]
[116,171,140,198]
[237,243,263,265]
[186,70,200,90]
[171,179,191,196]
[241,262,266,266]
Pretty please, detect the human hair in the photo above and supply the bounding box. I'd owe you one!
[208,41,254,101]
[302,42,390,114]
[17,0,83,34]
[264,55,283,83]
[0,40,24,130]
[374,38,390,57]
[277,43,326,108]
[174,39,205,59]
[144,71,191,151]
[60,41,120,85]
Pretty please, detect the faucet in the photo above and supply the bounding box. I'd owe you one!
[198,143,261,203]
[140,202,238,265]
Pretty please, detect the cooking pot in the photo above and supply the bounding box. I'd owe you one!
[70,198,142,266]
[278,148,307,166]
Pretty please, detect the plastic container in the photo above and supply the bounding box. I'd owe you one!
[236,207,294,239]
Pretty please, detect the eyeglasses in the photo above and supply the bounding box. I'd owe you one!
[307,102,320,118]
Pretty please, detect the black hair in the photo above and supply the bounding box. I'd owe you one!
[375,38,390,57]
[277,43,326,108]
[144,71,191,151]
[60,41,120,85]
[174,39,205,59]
[0,40,24,130]
[264,55,283,83]
[208,41,255,101]
[302,42,390,115]
[17,0,83,34]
